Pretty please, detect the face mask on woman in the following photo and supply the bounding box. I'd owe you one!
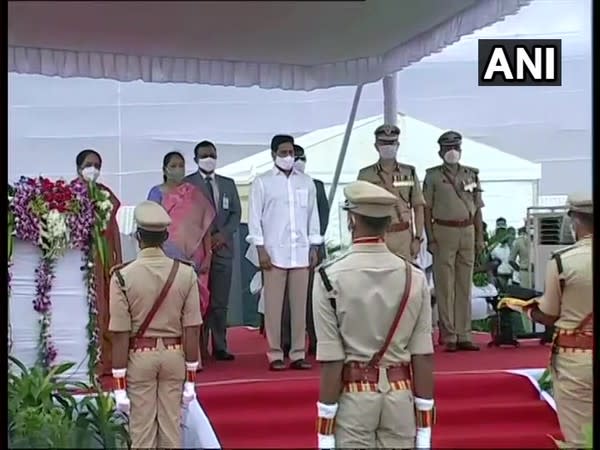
[81,166,100,182]
[165,167,185,183]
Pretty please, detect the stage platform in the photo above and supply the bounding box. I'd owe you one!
[196,327,550,385]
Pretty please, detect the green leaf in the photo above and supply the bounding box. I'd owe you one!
[583,423,592,448]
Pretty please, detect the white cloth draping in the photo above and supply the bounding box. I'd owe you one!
[10,240,89,382]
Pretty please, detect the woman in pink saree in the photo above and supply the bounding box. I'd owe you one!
[147,151,216,362]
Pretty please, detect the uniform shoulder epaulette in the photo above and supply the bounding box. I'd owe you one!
[425,165,442,173]
[357,163,377,176]
[552,244,578,258]
[174,258,194,267]
[461,165,479,174]
[110,260,132,277]
[318,251,352,271]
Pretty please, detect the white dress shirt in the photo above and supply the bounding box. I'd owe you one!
[491,244,513,275]
[246,166,323,269]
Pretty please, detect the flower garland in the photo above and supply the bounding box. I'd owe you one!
[8,177,113,379]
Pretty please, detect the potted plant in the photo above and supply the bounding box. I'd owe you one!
[8,356,130,449]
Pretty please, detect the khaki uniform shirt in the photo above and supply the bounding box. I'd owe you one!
[537,236,592,330]
[313,243,433,366]
[357,163,425,226]
[509,235,531,269]
[422,164,484,221]
[108,247,202,336]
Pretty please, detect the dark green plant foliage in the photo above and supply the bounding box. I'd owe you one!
[8,356,131,449]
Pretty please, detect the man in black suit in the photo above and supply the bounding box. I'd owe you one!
[185,141,241,361]
[281,144,330,356]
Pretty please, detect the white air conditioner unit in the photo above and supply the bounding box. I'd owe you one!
[527,206,572,290]
[526,206,572,334]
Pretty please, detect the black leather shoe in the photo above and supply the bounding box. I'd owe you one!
[214,350,235,361]
[269,360,286,371]
[290,359,312,370]
[457,341,480,351]
[445,342,458,352]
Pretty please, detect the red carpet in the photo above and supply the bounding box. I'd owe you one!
[196,327,550,384]
[194,327,562,448]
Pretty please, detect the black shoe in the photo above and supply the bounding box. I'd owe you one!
[457,341,480,351]
[214,350,235,361]
[269,360,286,371]
[290,359,312,370]
[445,342,458,352]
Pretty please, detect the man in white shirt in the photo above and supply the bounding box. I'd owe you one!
[247,134,322,371]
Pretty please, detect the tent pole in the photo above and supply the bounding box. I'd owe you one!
[328,84,363,206]
[383,73,398,125]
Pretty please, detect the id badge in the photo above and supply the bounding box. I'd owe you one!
[222,195,229,210]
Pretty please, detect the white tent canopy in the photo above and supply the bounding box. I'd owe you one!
[220,113,542,183]
[8,0,530,90]
[220,113,541,243]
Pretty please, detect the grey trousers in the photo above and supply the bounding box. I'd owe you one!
[205,256,233,353]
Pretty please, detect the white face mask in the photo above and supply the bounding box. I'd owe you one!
[294,159,306,173]
[81,166,100,182]
[378,144,398,160]
[197,157,217,173]
[275,155,295,171]
[443,149,461,164]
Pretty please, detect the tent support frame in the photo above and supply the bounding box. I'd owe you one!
[326,73,398,207]
[327,84,363,206]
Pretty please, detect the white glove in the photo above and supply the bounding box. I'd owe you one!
[182,382,196,407]
[316,402,338,450]
[114,389,131,415]
[415,397,434,449]
[415,427,432,449]
[317,433,335,449]
[112,369,130,415]
[182,361,199,408]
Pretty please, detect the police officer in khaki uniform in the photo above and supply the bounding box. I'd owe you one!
[109,201,203,448]
[504,194,592,448]
[423,131,484,352]
[313,181,435,449]
[357,124,426,260]
[509,227,532,288]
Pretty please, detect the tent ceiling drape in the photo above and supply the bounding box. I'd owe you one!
[8,0,531,90]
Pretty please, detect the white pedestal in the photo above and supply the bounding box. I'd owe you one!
[10,240,90,382]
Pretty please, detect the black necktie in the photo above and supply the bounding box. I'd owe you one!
[205,176,216,208]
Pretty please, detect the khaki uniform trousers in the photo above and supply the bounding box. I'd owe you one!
[263,266,309,362]
[551,352,593,447]
[432,223,475,344]
[127,339,185,449]
[519,269,531,289]
[336,389,416,448]
[385,229,412,261]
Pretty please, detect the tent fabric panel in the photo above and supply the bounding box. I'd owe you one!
[8,0,530,90]
[219,113,542,183]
